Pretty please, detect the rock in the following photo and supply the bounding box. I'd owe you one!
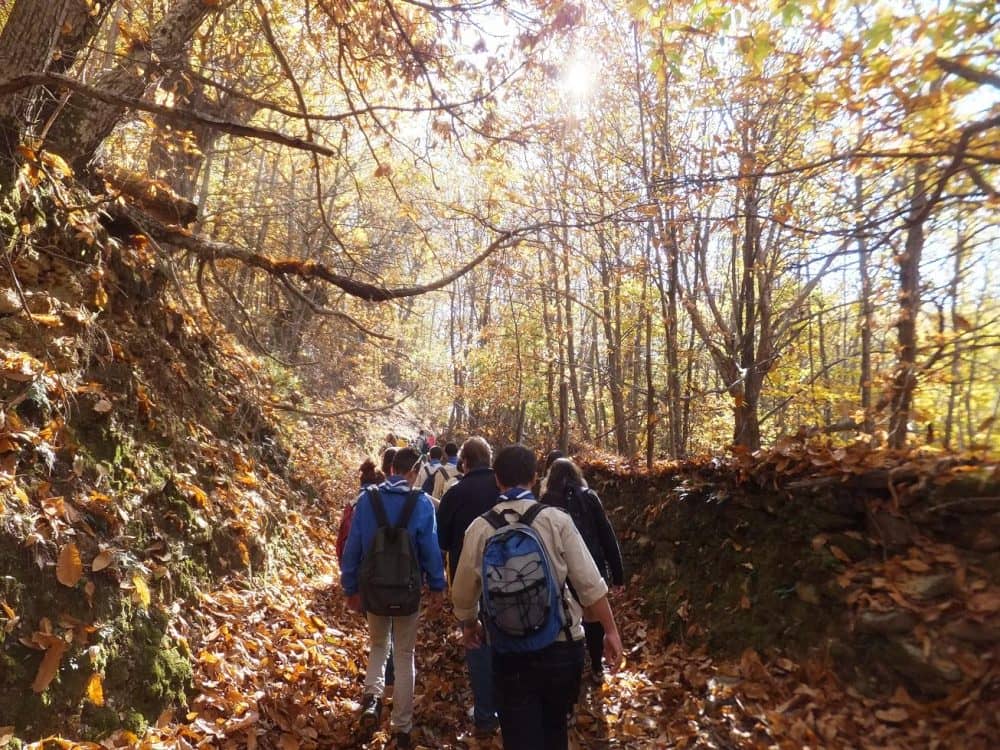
[857,609,918,635]
[944,619,1000,644]
[901,573,956,600]
[882,639,963,693]
[807,509,858,532]
[867,511,914,550]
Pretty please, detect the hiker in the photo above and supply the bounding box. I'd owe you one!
[541,457,625,684]
[415,445,442,493]
[435,436,500,738]
[427,441,462,500]
[451,444,624,750]
[537,449,564,496]
[412,429,427,455]
[384,433,398,454]
[336,458,384,564]
[340,447,446,748]
[380,447,397,478]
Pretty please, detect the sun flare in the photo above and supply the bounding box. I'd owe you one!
[560,54,597,101]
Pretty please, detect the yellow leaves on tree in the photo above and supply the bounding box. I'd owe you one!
[56,543,83,587]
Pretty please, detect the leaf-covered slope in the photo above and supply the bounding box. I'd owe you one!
[0,167,343,740]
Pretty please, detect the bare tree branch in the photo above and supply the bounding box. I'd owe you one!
[116,203,545,301]
[936,56,1000,90]
[0,72,338,158]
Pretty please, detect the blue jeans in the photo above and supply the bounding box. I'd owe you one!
[493,640,584,750]
[465,642,496,728]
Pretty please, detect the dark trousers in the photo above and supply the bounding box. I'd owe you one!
[493,640,585,750]
[584,620,604,673]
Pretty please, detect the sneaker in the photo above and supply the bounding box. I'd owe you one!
[392,731,412,749]
[590,669,605,686]
[358,693,382,736]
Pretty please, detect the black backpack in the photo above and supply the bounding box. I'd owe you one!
[359,488,422,616]
[565,486,602,566]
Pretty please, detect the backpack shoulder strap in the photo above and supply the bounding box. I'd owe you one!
[397,489,420,529]
[368,487,390,529]
[482,509,507,530]
[519,502,547,527]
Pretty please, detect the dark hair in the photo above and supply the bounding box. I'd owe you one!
[459,436,492,470]
[545,457,585,498]
[429,445,443,460]
[545,449,564,470]
[381,447,397,476]
[444,441,459,458]
[359,459,380,486]
[493,444,536,488]
[393,447,421,475]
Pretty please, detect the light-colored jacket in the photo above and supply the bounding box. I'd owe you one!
[451,497,608,641]
[431,462,461,499]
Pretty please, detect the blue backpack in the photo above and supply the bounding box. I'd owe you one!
[480,503,570,653]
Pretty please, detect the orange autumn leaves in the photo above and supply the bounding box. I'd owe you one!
[56,542,83,587]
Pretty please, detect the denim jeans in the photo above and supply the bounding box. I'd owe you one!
[465,642,496,728]
[493,640,585,750]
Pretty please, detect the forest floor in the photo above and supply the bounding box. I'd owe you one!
[129,483,994,750]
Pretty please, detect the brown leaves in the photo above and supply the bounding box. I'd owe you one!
[31,634,69,693]
[56,542,83,587]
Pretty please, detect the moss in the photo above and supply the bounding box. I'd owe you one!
[121,709,148,736]
[80,705,121,738]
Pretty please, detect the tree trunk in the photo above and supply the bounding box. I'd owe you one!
[46,0,224,170]
[944,222,966,449]
[0,0,75,187]
[888,162,928,449]
[855,174,874,432]
[561,228,589,440]
[598,234,628,454]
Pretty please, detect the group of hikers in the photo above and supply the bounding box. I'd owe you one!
[337,435,625,750]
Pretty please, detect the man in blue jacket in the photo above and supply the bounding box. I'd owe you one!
[341,447,445,749]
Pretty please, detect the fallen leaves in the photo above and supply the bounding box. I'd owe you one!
[55,542,83,587]
[31,635,69,693]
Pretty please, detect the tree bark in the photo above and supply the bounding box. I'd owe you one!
[888,162,929,449]
[46,0,226,171]
[0,0,75,187]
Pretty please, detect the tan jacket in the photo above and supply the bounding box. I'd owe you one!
[451,498,608,641]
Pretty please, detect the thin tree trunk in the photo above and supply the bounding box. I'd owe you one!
[944,222,966,449]
[888,163,928,449]
[856,175,874,431]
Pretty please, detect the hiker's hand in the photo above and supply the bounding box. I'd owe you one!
[603,631,624,673]
[461,620,484,649]
[346,593,363,613]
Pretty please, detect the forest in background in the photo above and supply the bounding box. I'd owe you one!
[0,2,998,746]
[1,0,996,461]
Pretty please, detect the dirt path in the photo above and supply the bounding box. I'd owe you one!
[137,554,993,750]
